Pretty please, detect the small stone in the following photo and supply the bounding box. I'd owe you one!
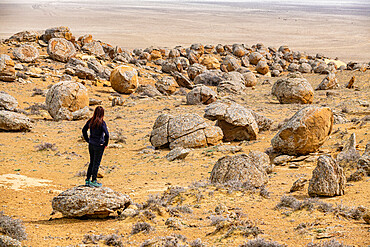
[166,147,191,161]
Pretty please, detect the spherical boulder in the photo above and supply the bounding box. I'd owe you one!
[45,81,89,121]
[186,85,217,105]
[47,38,76,62]
[13,45,39,63]
[242,72,257,87]
[271,106,333,155]
[256,60,269,75]
[110,65,138,94]
[272,74,314,104]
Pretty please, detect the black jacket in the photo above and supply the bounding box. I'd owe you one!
[82,119,109,147]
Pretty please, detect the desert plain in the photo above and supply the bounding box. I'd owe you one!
[0,1,369,247]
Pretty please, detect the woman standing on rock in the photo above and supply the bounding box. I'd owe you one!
[82,106,109,187]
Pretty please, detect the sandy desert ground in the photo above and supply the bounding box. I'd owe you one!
[0,1,370,247]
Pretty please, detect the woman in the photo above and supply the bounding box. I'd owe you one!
[82,106,109,187]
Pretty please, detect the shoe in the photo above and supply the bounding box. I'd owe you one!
[85,180,91,186]
[90,180,102,187]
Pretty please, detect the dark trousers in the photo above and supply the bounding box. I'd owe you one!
[86,144,105,182]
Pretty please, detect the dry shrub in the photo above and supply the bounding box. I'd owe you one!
[131,222,154,235]
[307,239,350,247]
[34,142,57,151]
[0,211,27,241]
[239,237,286,247]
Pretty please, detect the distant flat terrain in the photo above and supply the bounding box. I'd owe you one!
[0,0,369,62]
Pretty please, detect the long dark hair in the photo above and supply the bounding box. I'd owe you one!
[89,106,104,129]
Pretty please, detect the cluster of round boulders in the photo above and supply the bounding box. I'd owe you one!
[271,106,333,155]
[271,72,314,104]
[150,113,223,149]
[13,44,39,63]
[45,81,89,121]
[110,65,139,94]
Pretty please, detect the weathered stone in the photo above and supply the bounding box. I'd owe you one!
[0,235,22,247]
[171,71,193,89]
[251,111,273,131]
[316,73,339,90]
[13,45,39,63]
[298,63,312,73]
[271,106,333,155]
[168,114,207,141]
[0,91,17,111]
[43,26,73,42]
[0,55,16,82]
[72,106,89,120]
[222,55,240,71]
[165,217,183,230]
[308,155,346,197]
[8,30,39,42]
[290,177,308,192]
[204,126,223,145]
[363,210,370,224]
[200,55,220,70]
[233,45,247,57]
[248,150,274,174]
[112,96,124,107]
[243,72,257,87]
[194,71,223,86]
[273,155,294,165]
[256,60,269,75]
[155,76,178,95]
[217,80,247,95]
[272,74,314,104]
[82,41,105,56]
[89,98,102,106]
[210,153,268,187]
[358,143,370,175]
[47,38,76,62]
[74,65,96,80]
[169,129,207,149]
[136,84,162,97]
[166,147,191,161]
[187,63,207,81]
[45,81,89,121]
[51,186,131,218]
[0,110,32,131]
[186,85,217,105]
[336,133,360,169]
[204,102,259,141]
[110,65,138,94]
[249,52,263,65]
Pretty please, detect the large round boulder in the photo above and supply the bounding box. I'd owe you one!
[155,76,178,95]
[272,73,314,104]
[271,106,333,155]
[52,186,132,218]
[210,153,269,188]
[47,38,76,62]
[13,45,39,63]
[45,81,89,121]
[110,65,138,94]
[256,60,269,75]
[43,26,73,42]
[82,41,105,56]
[242,72,257,87]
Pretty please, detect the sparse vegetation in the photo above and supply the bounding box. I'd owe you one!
[239,237,286,247]
[131,222,154,234]
[34,142,57,151]
[0,211,27,241]
[82,234,123,246]
[306,239,350,247]
[275,195,367,220]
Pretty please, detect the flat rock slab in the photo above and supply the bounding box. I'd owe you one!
[52,186,131,218]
